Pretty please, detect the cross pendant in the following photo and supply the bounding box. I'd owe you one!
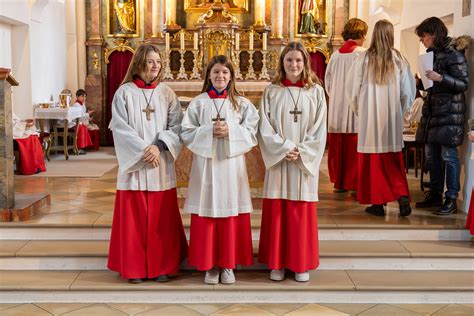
[289,108,302,122]
[143,107,155,121]
[212,115,225,122]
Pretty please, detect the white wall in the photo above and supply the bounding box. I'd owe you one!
[0,0,78,118]
[0,21,11,68]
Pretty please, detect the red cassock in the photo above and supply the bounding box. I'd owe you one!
[107,189,188,279]
[465,189,474,235]
[88,129,100,151]
[327,133,358,190]
[258,199,319,273]
[356,152,410,205]
[188,214,254,271]
[15,136,46,175]
[76,124,93,149]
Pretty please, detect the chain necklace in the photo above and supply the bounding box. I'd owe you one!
[287,87,302,123]
[211,98,226,122]
[141,88,156,121]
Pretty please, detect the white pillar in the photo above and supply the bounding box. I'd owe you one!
[75,0,86,90]
[166,0,177,25]
[254,0,265,26]
[271,0,283,38]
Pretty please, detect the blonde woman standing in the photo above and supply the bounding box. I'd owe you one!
[347,20,415,217]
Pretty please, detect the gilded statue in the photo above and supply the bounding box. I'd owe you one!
[299,0,324,35]
[113,0,136,33]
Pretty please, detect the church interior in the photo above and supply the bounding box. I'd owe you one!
[0,0,473,314]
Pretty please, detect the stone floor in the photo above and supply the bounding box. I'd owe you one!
[0,302,473,315]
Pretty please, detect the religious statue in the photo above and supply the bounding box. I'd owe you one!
[113,0,136,34]
[299,0,325,35]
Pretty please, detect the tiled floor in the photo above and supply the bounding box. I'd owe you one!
[8,153,469,229]
[0,303,473,315]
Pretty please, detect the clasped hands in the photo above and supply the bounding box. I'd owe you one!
[143,145,160,168]
[285,147,300,161]
[213,120,229,138]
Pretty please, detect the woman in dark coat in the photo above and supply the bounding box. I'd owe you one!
[414,16,470,215]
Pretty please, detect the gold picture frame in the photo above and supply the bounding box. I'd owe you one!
[294,0,328,37]
[185,0,249,13]
[106,0,140,38]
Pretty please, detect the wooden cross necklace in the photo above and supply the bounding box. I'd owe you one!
[141,88,156,121]
[287,87,302,123]
[212,98,226,122]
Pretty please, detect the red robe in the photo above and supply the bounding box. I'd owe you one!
[15,136,46,175]
[258,79,319,273]
[74,99,93,149]
[186,88,254,271]
[327,40,360,191]
[466,189,474,235]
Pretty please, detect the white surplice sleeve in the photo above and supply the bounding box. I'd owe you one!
[399,61,416,113]
[156,90,183,160]
[226,98,259,158]
[110,88,148,174]
[324,57,334,96]
[346,52,366,116]
[258,88,297,169]
[181,100,214,158]
[295,86,327,176]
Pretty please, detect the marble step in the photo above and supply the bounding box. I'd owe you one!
[0,269,473,304]
[1,240,472,271]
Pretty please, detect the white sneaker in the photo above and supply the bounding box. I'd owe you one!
[204,267,220,284]
[269,269,285,281]
[295,271,310,282]
[220,268,235,284]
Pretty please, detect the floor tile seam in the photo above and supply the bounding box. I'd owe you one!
[1,303,30,314]
[397,240,415,258]
[101,302,129,315]
[279,303,306,315]
[13,239,31,257]
[32,303,55,315]
[429,304,453,315]
[355,303,380,315]
[343,270,358,291]
[69,270,84,291]
[385,302,433,315]
[178,303,208,315]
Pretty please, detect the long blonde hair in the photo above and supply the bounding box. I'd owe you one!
[121,44,163,85]
[273,41,321,88]
[201,55,241,111]
[367,19,403,85]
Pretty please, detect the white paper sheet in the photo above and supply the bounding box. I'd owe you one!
[418,51,434,89]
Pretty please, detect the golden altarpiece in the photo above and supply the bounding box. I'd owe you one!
[85,0,349,185]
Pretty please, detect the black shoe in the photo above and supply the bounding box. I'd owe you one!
[78,149,87,155]
[415,191,442,208]
[365,204,385,216]
[333,188,347,193]
[128,278,144,284]
[434,197,457,215]
[398,196,412,217]
[153,275,169,282]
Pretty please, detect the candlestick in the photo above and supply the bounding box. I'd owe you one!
[165,33,170,51]
[180,31,185,50]
[262,32,267,51]
[193,32,198,50]
[249,30,254,51]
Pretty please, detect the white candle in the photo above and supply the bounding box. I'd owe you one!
[165,32,170,51]
[193,32,198,50]
[262,32,267,51]
[249,30,254,51]
[180,31,185,50]
[235,32,240,50]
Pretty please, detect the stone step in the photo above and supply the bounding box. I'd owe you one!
[0,269,472,304]
[0,226,470,241]
[1,240,472,271]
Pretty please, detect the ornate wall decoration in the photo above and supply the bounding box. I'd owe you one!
[185,0,249,13]
[294,0,328,37]
[104,38,135,64]
[106,0,139,37]
[301,37,330,63]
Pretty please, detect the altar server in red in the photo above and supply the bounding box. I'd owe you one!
[325,18,367,193]
[108,44,187,284]
[346,20,415,217]
[181,55,259,284]
[258,42,327,282]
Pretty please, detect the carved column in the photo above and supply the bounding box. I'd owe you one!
[331,0,348,50]
[85,0,106,144]
[270,0,283,39]
[165,0,180,32]
[0,69,18,209]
